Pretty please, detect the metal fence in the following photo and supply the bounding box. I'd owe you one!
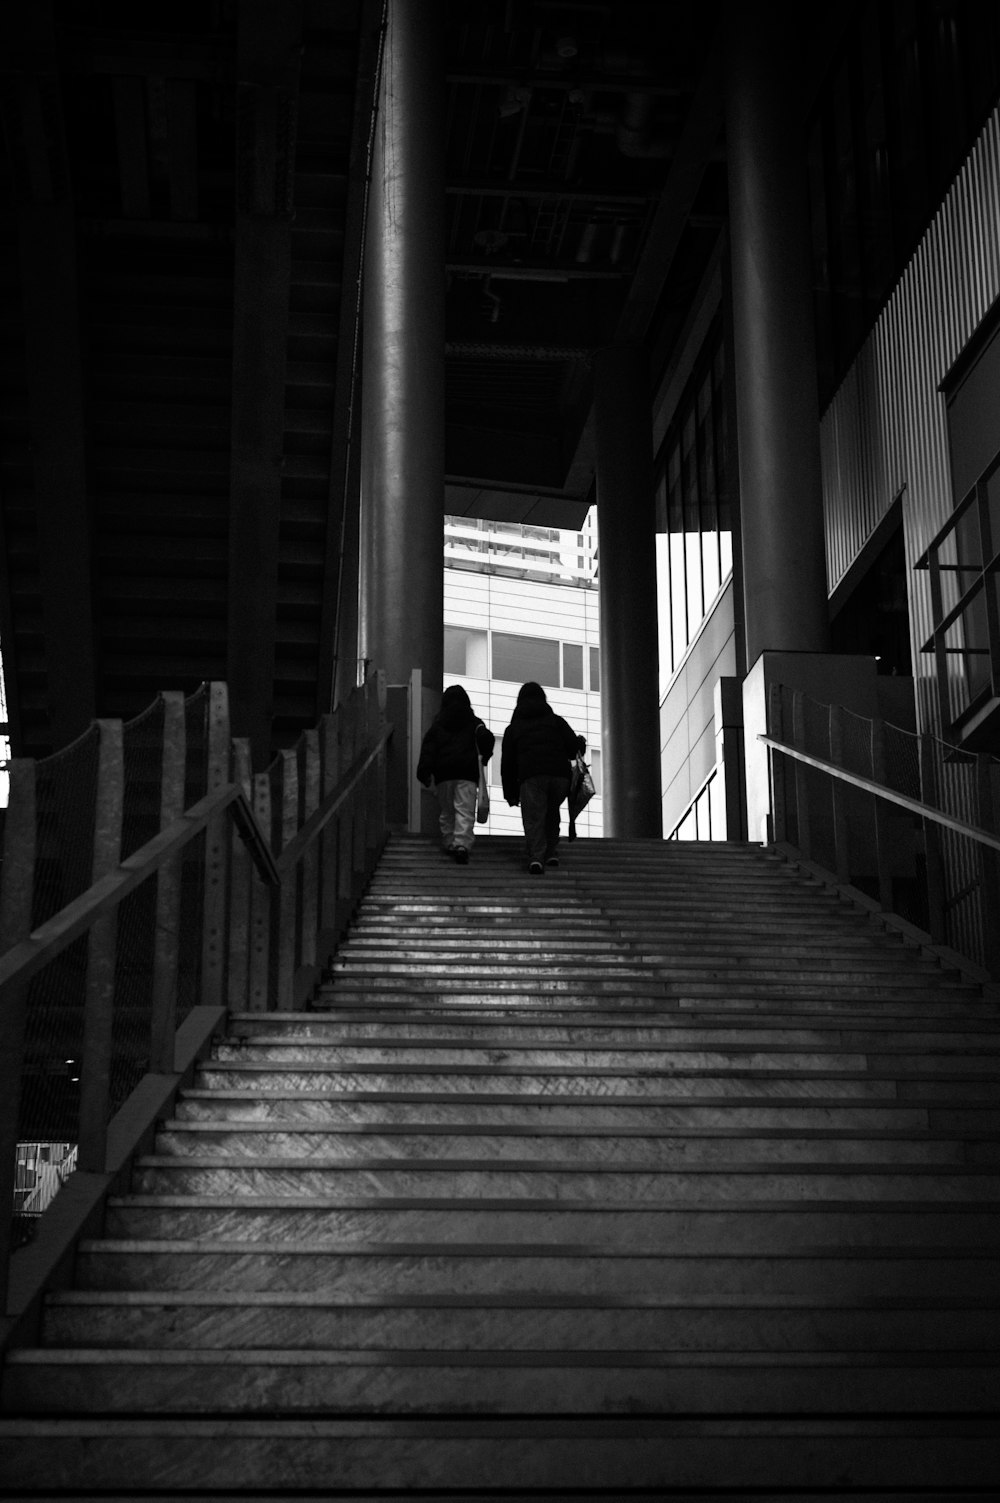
[0,671,391,1311]
[765,683,1000,976]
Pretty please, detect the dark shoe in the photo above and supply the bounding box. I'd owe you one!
[545,856,560,867]
[528,860,543,875]
[454,846,469,864]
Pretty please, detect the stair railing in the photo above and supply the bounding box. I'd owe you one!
[0,671,390,1332]
[761,683,1000,979]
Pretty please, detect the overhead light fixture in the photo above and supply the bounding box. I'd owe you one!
[555,35,578,58]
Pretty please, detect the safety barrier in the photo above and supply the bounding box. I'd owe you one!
[762,683,1000,978]
[0,672,390,1322]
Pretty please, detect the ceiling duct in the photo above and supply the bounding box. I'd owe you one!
[616,90,672,158]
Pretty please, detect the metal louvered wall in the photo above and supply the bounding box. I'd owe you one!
[821,106,1000,737]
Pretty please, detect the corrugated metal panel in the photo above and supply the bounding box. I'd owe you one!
[822,107,1000,736]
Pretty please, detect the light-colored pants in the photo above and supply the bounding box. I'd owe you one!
[435,778,477,851]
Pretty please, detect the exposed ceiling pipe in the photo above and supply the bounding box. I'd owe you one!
[616,90,672,158]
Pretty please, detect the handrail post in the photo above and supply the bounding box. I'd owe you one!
[227,737,254,1015]
[0,760,38,1313]
[976,752,1000,976]
[149,693,186,1073]
[201,682,232,1011]
[372,669,388,856]
[870,717,893,911]
[790,691,811,858]
[299,730,321,984]
[919,732,947,945]
[78,720,124,1174]
[318,712,343,961]
[828,703,851,884]
[766,682,786,844]
[274,749,299,1010]
[249,771,273,1011]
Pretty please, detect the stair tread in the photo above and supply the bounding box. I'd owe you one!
[10,1345,998,1366]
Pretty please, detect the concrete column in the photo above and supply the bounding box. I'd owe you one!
[359,0,445,707]
[725,2,829,669]
[595,344,663,838]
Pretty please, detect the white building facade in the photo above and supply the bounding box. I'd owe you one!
[441,514,603,840]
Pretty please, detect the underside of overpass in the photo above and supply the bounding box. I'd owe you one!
[0,0,846,771]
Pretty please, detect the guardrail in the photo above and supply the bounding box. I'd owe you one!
[0,671,390,1330]
[763,682,1000,978]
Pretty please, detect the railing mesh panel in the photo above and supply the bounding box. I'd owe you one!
[19,725,102,1146]
[768,684,1000,975]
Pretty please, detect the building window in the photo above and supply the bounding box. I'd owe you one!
[589,646,600,692]
[915,449,1000,745]
[492,632,560,687]
[668,766,725,841]
[562,642,583,690]
[444,626,488,677]
[655,320,732,691]
[588,747,602,795]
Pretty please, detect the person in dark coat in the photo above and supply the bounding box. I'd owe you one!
[416,684,495,863]
[501,681,582,874]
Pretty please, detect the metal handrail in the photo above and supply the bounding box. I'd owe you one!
[759,733,1000,854]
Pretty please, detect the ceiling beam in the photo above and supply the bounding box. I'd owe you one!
[446,179,652,203]
[448,259,626,279]
[614,44,723,344]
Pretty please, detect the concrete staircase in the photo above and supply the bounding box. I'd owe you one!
[1,833,998,1495]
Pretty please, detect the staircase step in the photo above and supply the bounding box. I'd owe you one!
[100,1198,1000,1254]
[128,1154,1000,1202]
[4,1345,995,1416]
[153,1121,985,1166]
[174,1090,943,1129]
[208,1040,1000,1072]
[194,1061,999,1098]
[226,1014,1000,1046]
[41,1287,997,1353]
[0,1415,993,1492]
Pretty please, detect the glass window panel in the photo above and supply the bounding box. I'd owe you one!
[985,469,1000,565]
[703,530,721,603]
[676,806,697,841]
[444,626,487,677]
[670,532,687,666]
[720,530,733,580]
[492,632,560,687]
[708,768,726,841]
[589,747,602,795]
[589,645,600,693]
[960,588,992,703]
[954,499,983,572]
[685,532,703,640]
[562,642,583,690]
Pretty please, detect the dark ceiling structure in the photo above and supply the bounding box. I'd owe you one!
[441,0,724,526]
[0,0,840,761]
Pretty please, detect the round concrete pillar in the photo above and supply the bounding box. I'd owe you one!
[359,0,445,694]
[725,2,829,668]
[595,344,662,839]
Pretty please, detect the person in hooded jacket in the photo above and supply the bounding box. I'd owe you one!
[416,684,495,864]
[501,681,582,874]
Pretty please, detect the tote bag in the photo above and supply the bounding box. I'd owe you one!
[476,754,490,823]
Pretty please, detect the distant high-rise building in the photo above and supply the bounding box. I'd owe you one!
[442,511,602,839]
